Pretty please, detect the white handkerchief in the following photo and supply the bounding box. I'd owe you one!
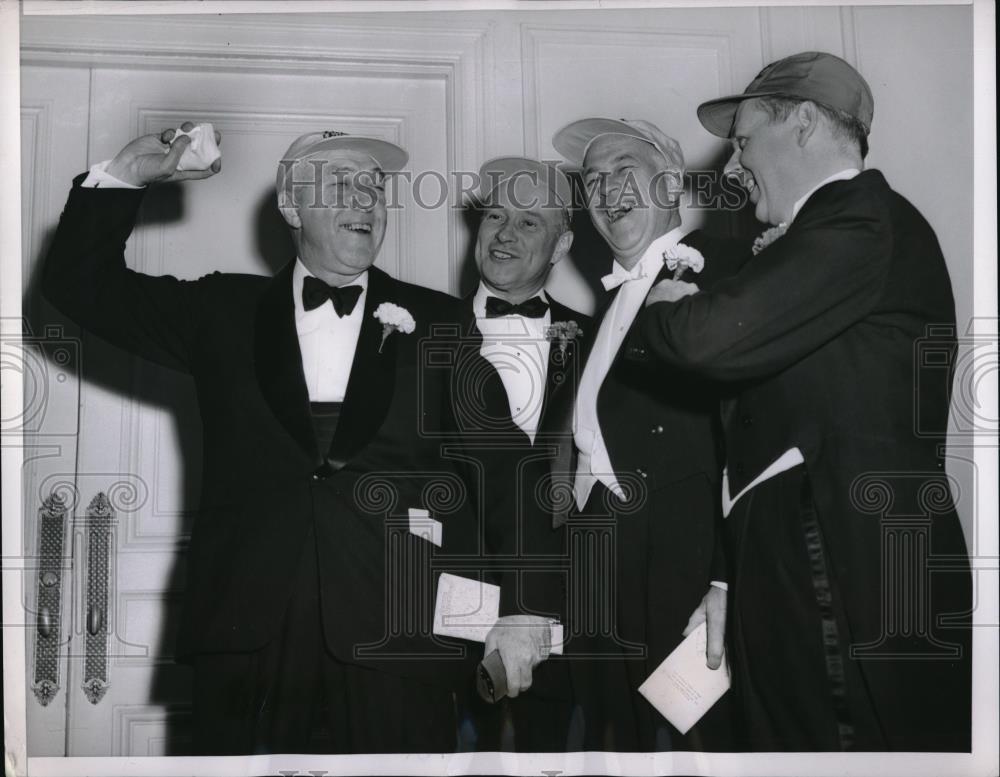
[171,122,221,172]
[638,622,730,735]
[433,573,500,643]
[407,507,442,547]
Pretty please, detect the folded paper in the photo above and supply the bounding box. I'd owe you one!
[432,573,563,654]
[638,622,730,734]
[407,507,442,547]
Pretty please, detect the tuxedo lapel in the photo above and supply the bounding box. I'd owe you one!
[538,298,583,435]
[326,266,398,470]
[254,262,319,464]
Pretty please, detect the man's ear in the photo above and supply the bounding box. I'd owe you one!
[795,101,820,147]
[279,203,302,230]
[551,230,574,265]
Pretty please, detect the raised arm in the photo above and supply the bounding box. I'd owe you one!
[640,186,891,383]
[43,125,223,373]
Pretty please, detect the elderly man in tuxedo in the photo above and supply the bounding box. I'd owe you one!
[550,118,747,751]
[43,123,515,754]
[457,157,591,751]
[640,51,972,751]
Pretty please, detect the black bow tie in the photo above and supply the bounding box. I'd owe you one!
[302,276,363,317]
[484,295,549,319]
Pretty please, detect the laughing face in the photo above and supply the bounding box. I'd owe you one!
[725,100,802,226]
[282,149,388,281]
[582,135,679,268]
[474,177,572,302]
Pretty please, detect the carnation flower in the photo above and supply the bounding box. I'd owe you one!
[373,302,415,352]
[663,244,705,280]
[752,222,789,255]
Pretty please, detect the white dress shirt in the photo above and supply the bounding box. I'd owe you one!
[723,168,862,516]
[573,226,689,510]
[80,161,368,404]
[472,283,551,443]
[293,260,367,402]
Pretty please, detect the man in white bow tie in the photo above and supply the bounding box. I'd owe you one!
[551,118,749,751]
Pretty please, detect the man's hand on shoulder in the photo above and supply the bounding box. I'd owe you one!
[484,614,554,698]
[105,122,222,187]
[645,278,700,306]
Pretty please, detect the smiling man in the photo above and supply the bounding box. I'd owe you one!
[458,157,590,751]
[551,118,748,751]
[42,125,511,754]
[639,52,972,751]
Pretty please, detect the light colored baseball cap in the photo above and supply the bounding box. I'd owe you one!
[697,51,874,138]
[276,130,408,200]
[552,117,685,172]
[280,129,408,171]
[478,156,573,210]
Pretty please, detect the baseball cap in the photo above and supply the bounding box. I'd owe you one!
[697,51,874,138]
[551,118,685,171]
[276,130,408,200]
[478,156,573,210]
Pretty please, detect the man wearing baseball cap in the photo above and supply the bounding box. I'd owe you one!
[639,51,971,750]
[43,125,518,753]
[549,117,748,751]
[455,157,591,750]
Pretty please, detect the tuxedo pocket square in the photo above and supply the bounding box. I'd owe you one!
[407,507,442,547]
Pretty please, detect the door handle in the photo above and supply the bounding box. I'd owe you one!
[81,491,115,705]
[31,493,68,707]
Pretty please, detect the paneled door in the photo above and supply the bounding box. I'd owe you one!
[24,56,452,758]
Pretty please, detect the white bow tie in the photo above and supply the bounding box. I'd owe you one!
[601,263,647,291]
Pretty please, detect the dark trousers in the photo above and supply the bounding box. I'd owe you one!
[191,529,457,755]
[458,674,574,751]
[727,465,971,751]
[565,482,733,752]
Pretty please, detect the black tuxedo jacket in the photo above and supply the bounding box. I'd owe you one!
[460,293,592,702]
[460,294,593,611]
[583,229,750,679]
[640,170,971,749]
[43,177,513,688]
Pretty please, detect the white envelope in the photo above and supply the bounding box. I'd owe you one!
[407,507,442,547]
[433,573,500,642]
[432,572,563,655]
[638,622,730,735]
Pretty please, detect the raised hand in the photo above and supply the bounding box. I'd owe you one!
[105,122,222,187]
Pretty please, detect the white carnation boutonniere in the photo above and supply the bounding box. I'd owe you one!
[373,302,415,353]
[752,222,789,255]
[544,320,584,358]
[663,243,705,281]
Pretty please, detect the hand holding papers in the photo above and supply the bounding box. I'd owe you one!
[638,622,731,735]
[433,574,563,701]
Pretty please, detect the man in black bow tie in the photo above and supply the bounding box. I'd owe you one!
[459,157,592,751]
[43,124,516,754]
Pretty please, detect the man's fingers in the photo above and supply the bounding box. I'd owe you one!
[682,602,707,637]
[705,589,727,670]
[159,134,191,174]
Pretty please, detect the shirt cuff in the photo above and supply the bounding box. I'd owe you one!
[709,580,728,592]
[81,160,144,189]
